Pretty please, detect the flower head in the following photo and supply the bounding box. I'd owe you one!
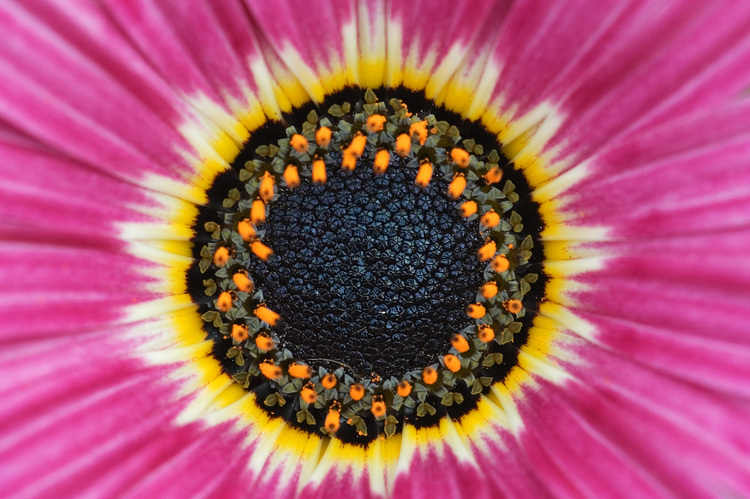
[2,1,750,497]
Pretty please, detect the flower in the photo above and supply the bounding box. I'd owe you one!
[2,1,750,497]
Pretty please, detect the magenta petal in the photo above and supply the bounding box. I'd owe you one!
[101,0,263,107]
[245,0,353,79]
[391,447,493,499]
[0,139,164,234]
[0,234,160,336]
[0,3,204,185]
[516,350,750,496]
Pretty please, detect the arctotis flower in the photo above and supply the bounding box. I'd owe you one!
[2,1,750,497]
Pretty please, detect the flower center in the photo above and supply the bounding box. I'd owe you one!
[188,88,545,442]
[254,149,484,377]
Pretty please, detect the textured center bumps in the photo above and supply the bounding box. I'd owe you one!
[253,152,485,377]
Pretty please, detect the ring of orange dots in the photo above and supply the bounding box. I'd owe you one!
[195,89,541,440]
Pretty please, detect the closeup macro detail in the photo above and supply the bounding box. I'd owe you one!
[2,1,750,497]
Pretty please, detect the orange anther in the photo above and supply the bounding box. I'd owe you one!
[232,272,254,293]
[508,243,514,249]
[481,210,500,228]
[448,174,467,199]
[481,282,498,299]
[312,157,327,184]
[373,149,390,175]
[255,305,280,326]
[259,360,282,380]
[451,334,470,353]
[216,292,232,312]
[505,299,523,314]
[371,399,387,418]
[466,303,486,319]
[283,165,300,188]
[325,407,341,433]
[444,354,461,373]
[288,363,312,379]
[251,240,273,261]
[255,332,275,351]
[349,383,365,401]
[300,385,316,406]
[477,240,497,261]
[213,246,229,267]
[316,126,332,147]
[450,148,471,168]
[348,134,367,157]
[341,150,357,171]
[478,325,495,343]
[397,380,412,397]
[415,160,433,189]
[251,199,266,225]
[231,324,249,342]
[422,366,438,385]
[409,121,428,145]
[491,254,509,272]
[460,201,477,217]
[290,133,309,154]
[322,373,338,389]
[237,219,256,242]
[259,171,275,202]
[395,133,412,157]
[366,114,387,133]
[485,166,503,184]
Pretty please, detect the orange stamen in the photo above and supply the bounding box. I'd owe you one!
[259,360,282,380]
[505,299,523,314]
[480,210,500,228]
[371,399,387,418]
[283,165,300,188]
[259,171,275,202]
[255,332,275,351]
[444,354,461,373]
[342,150,357,171]
[366,114,387,133]
[422,366,438,385]
[232,271,254,293]
[237,219,256,242]
[481,282,498,299]
[450,148,471,168]
[349,383,365,401]
[316,126,332,147]
[397,380,412,397]
[288,363,312,379]
[395,133,412,157]
[451,334,470,353]
[325,408,341,433]
[231,324,249,342]
[251,199,266,225]
[373,149,390,174]
[478,325,495,343]
[460,200,477,217]
[251,240,273,261]
[448,174,467,199]
[322,373,338,389]
[216,292,232,312]
[491,254,509,272]
[255,305,280,326]
[409,120,428,145]
[485,166,503,184]
[415,160,433,189]
[477,240,497,261]
[466,303,486,319]
[348,134,367,157]
[213,246,229,267]
[312,157,327,184]
[290,133,309,154]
